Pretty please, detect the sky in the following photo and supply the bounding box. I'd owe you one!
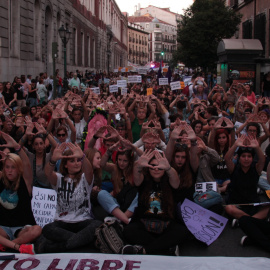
[115,0,194,16]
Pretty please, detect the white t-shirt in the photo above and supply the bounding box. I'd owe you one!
[74,119,87,144]
[53,173,93,223]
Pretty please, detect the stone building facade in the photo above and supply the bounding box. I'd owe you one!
[128,22,149,65]
[228,0,270,72]
[0,0,128,81]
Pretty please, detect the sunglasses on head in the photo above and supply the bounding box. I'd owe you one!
[57,133,66,137]
[175,143,188,149]
[239,147,253,152]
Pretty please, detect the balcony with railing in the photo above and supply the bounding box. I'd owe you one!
[154,47,162,52]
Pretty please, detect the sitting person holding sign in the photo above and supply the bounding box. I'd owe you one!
[39,142,102,253]
[0,132,42,254]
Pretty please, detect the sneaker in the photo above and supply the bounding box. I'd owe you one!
[167,245,180,256]
[121,244,144,254]
[0,244,6,252]
[231,219,239,228]
[19,244,35,255]
[104,216,121,223]
[240,236,252,246]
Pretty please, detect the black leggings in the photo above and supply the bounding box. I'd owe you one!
[239,215,270,252]
[123,220,191,254]
[41,219,102,253]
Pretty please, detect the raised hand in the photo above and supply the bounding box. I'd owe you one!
[183,124,197,141]
[66,142,84,159]
[0,131,20,149]
[235,134,247,147]
[214,117,234,129]
[51,143,68,161]
[34,122,46,135]
[248,135,259,148]
[170,125,184,141]
[154,151,170,171]
[136,150,155,168]
[197,136,207,152]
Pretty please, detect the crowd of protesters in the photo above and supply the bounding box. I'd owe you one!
[0,67,270,256]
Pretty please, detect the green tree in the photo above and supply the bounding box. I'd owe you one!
[173,0,242,70]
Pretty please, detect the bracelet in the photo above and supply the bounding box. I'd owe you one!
[165,166,171,172]
[49,158,57,165]
[14,146,22,153]
[79,154,86,162]
[190,140,198,146]
[93,135,99,140]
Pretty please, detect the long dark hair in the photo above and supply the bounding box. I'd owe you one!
[33,134,47,169]
[171,145,193,189]
[214,129,229,154]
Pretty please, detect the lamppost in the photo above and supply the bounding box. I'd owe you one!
[58,25,71,96]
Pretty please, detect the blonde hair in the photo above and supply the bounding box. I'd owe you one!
[2,153,23,190]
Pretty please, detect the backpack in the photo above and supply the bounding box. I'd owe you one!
[193,190,223,209]
[95,220,125,254]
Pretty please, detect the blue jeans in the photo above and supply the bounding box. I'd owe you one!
[27,97,38,107]
[258,171,270,190]
[0,225,25,240]
[97,190,138,214]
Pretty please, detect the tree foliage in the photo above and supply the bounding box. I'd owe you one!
[173,0,242,70]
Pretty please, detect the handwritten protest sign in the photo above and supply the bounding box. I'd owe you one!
[109,85,119,93]
[121,88,128,95]
[128,75,142,83]
[104,78,110,84]
[117,80,127,88]
[170,81,181,91]
[91,87,100,94]
[181,199,228,246]
[195,182,217,193]
[159,78,168,85]
[31,187,57,227]
[147,88,153,96]
[137,68,147,75]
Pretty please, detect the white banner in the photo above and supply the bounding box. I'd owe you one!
[121,88,128,95]
[170,81,181,91]
[117,80,127,88]
[181,199,228,246]
[195,182,217,193]
[159,78,168,85]
[31,187,57,228]
[109,85,119,93]
[0,253,268,270]
[113,69,119,73]
[128,75,142,83]
[137,68,147,75]
[91,87,100,95]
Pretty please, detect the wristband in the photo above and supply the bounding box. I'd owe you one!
[49,158,57,165]
[14,146,22,153]
[79,154,86,162]
[93,135,99,140]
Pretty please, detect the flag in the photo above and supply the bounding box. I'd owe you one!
[166,66,172,84]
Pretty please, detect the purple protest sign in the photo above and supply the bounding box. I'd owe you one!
[180,199,228,246]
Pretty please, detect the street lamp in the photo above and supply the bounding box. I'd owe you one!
[58,25,71,96]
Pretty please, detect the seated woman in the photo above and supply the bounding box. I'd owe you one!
[224,135,270,226]
[0,132,42,254]
[40,142,102,253]
[98,139,139,224]
[122,150,190,255]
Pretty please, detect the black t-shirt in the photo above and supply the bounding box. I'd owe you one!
[0,177,36,227]
[28,85,37,99]
[14,83,24,100]
[227,163,260,204]
[2,91,14,105]
[211,152,230,181]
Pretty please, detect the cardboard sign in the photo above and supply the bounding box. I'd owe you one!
[128,75,142,83]
[91,87,100,95]
[180,81,185,89]
[266,190,270,199]
[104,78,110,84]
[147,88,153,96]
[181,199,228,246]
[121,88,128,95]
[138,68,148,75]
[117,80,127,88]
[195,182,218,193]
[159,78,168,85]
[109,85,119,93]
[31,187,57,227]
[170,81,181,91]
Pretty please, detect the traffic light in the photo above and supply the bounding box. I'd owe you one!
[161,51,164,56]
[52,42,58,59]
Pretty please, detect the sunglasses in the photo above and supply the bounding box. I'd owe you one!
[239,147,253,152]
[57,133,66,137]
[175,143,188,149]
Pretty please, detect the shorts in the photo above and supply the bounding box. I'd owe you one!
[0,225,31,241]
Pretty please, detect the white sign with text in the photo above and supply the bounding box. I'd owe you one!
[159,78,169,85]
[170,81,181,91]
[109,85,119,93]
[117,80,127,88]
